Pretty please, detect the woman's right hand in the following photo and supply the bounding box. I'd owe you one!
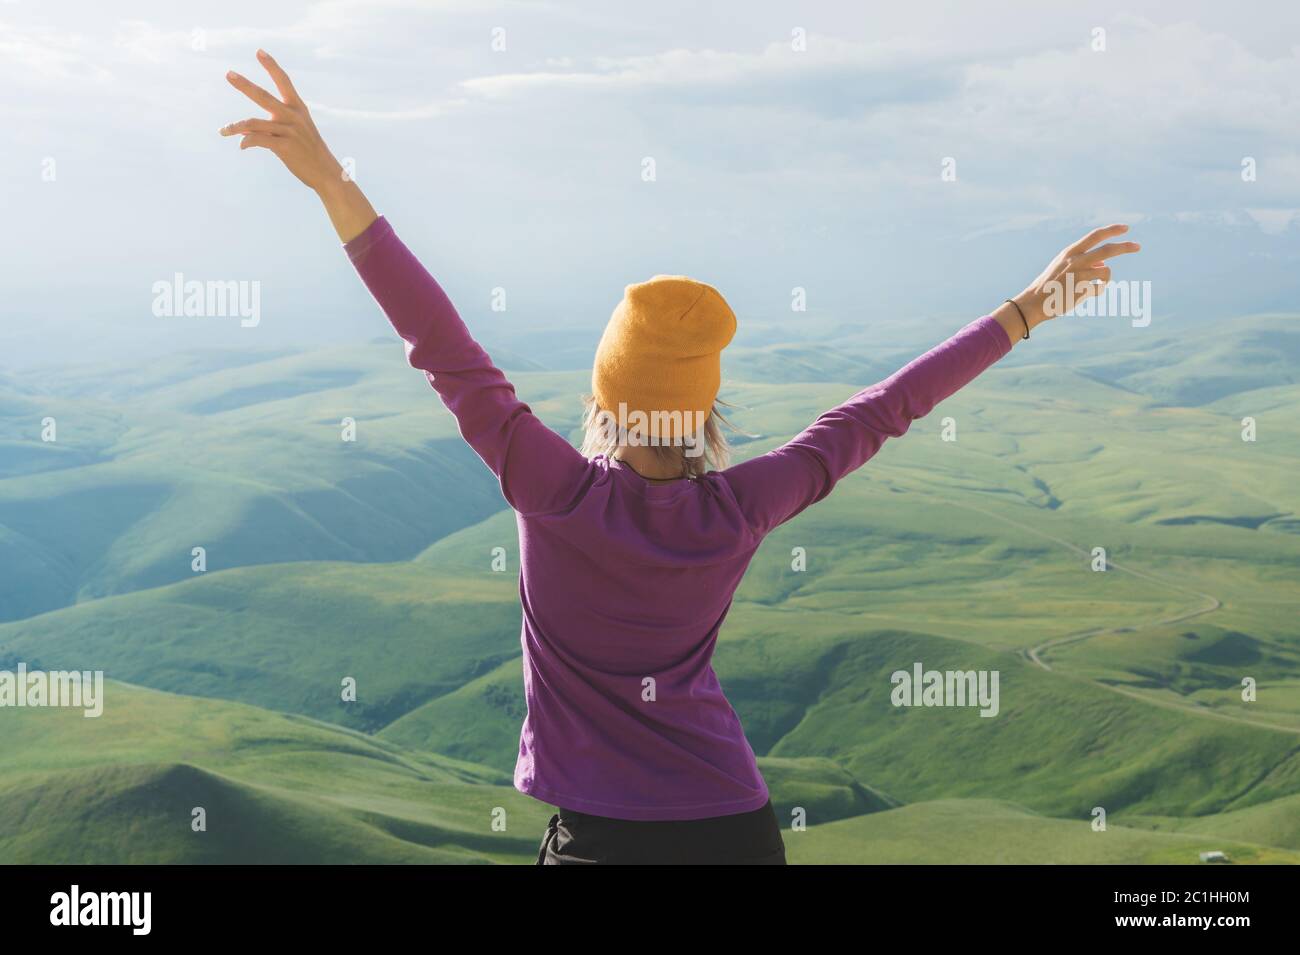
[1013,224,1142,331]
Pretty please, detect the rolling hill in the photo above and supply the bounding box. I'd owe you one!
[2,311,1297,863]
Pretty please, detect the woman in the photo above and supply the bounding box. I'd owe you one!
[221,51,1139,865]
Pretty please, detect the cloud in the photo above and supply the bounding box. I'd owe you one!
[307,97,466,121]
[421,15,1300,219]
[1245,209,1300,235]
[6,0,1300,358]
[460,34,967,109]
[0,19,113,84]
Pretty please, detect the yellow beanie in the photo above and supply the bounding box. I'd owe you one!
[592,276,737,441]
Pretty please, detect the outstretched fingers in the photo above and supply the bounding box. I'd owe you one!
[219,50,346,196]
[1069,223,1128,256]
[220,118,291,137]
[1076,240,1140,266]
[226,70,284,114]
[256,49,303,107]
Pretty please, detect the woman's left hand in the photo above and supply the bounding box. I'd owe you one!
[220,50,344,194]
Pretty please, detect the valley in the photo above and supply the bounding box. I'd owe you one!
[2,312,1296,863]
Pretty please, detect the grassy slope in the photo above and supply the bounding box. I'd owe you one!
[381,610,1300,822]
[9,534,1298,826]
[2,314,1298,862]
[0,562,521,732]
[0,345,587,621]
[0,680,542,864]
[784,799,1300,865]
[12,677,1289,864]
[2,681,902,863]
[1117,792,1300,851]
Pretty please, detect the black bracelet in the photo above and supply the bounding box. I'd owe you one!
[1005,299,1030,340]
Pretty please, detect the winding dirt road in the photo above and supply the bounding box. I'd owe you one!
[940,498,1298,736]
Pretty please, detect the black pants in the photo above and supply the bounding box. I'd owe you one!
[536,800,786,865]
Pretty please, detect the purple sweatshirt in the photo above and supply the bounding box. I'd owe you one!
[345,216,1012,821]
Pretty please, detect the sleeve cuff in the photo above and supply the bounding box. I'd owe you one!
[343,215,393,263]
[974,313,1014,358]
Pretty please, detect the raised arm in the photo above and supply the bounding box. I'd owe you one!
[220,50,591,515]
[723,225,1141,534]
[721,315,1010,534]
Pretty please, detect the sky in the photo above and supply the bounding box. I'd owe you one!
[3,0,1299,369]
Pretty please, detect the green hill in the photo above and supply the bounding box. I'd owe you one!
[0,345,587,621]
[377,609,1300,821]
[783,799,1300,864]
[0,680,891,863]
[0,680,545,864]
[1117,792,1300,851]
[8,679,1294,864]
[0,562,520,732]
[2,312,1298,863]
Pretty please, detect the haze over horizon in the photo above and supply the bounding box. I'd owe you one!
[4,0,1300,369]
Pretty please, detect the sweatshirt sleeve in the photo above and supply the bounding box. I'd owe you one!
[721,315,1013,536]
[344,216,591,516]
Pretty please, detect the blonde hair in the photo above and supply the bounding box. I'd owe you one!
[578,394,738,479]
